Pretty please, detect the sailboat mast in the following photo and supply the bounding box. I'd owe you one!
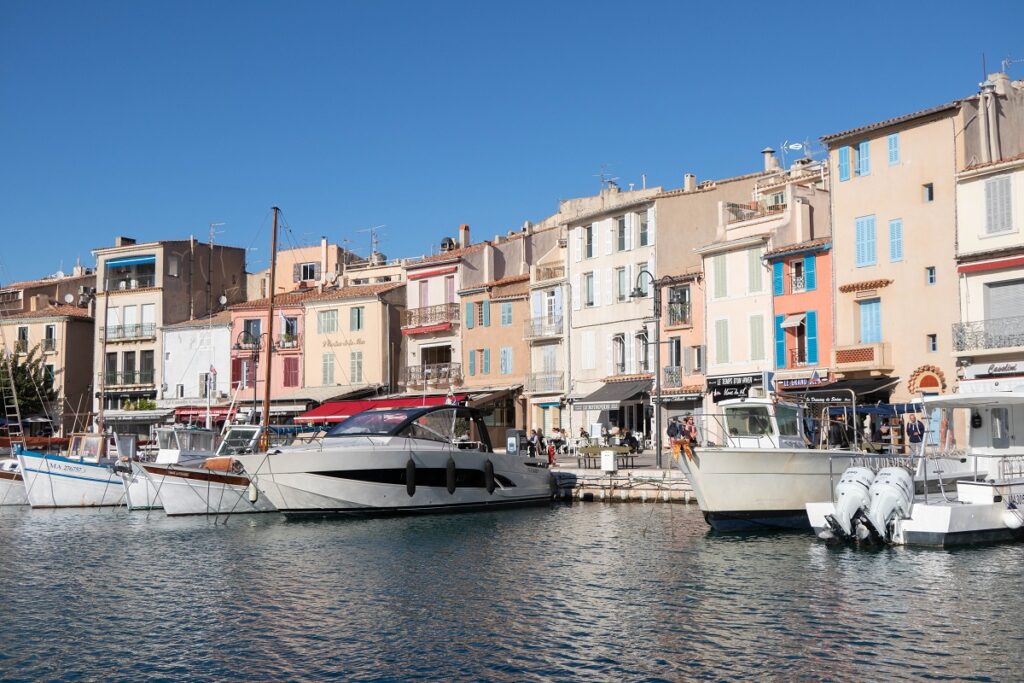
[260,207,280,449]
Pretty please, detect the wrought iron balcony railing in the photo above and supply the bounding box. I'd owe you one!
[667,302,691,327]
[13,340,28,353]
[401,362,463,386]
[526,371,563,393]
[791,275,806,293]
[536,265,565,282]
[101,323,157,341]
[663,366,682,388]
[953,317,1024,352]
[276,333,301,350]
[105,370,156,386]
[401,303,460,329]
[42,338,56,352]
[524,315,563,339]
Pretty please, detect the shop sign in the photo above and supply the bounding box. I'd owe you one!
[707,373,768,403]
[966,362,1024,378]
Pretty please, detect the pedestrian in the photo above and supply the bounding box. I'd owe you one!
[906,413,926,444]
[667,417,682,442]
[683,416,699,445]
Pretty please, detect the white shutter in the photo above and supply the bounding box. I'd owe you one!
[574,227,583,262]
[625,263,633,301]
[604,269,614,306]
[605,220,613,255]
[606,334,614,375]
[583,331,595,370]
[647,206,657,245]
[683,344,693,376]
[531,292,542,318]
[572,274,581,310]
[625,214,633,251]
[592,271,600,307]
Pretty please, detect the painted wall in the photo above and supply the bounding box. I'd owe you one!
[160,323,233,405]
[302,291,399,390]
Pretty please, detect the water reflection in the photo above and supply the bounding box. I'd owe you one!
[1,504,1022,680]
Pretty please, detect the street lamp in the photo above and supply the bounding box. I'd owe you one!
[233,330,267,425]
[630,270,663,469]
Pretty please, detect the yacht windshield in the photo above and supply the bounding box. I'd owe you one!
[725,405,773,437]
[775,404,800,436]
[217,427,261,455]
[327,410,415,436]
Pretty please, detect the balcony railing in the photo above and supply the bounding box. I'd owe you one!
[101,323,157,341]
[791,275,806,293]
[106,276,156,291]
[663,366,682,388]
[536,265,565,282]
[667,302,691,327]
[953,317,1024,352]
[789,348,810,367]
[524,315,563,339]
[276,333,301,350]
[401,303,460,329]
[832,342,893,373]
[527,371,563,393]
[725,201,787,224]
[105,370,156,386]
[401,362,463,386]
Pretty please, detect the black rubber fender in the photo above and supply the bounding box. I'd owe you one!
[406,458,416,497]
[446,456,456,494]
[484,459,495,494]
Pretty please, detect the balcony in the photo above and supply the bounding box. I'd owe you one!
[666,302,691,327]
[105,370,156,387]
[953,317,1024,354]
[832,342,893,374]
[789,348,811,367]
[724,201,787,224]
[663,366,682,388]
[101,323,156,341]
[401,303,460,331]
[527,371,563,393]
[524,315,563,340]
[791,275,806,293]
[276,333,302,350]
[535,265,565,282]
[401,362,463,386]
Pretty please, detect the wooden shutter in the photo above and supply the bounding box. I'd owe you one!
[806,311,819,365]
[293,263,301,282]
[483,348,490,374]
[465,302,474,329]
[838,146,851,181]
[574,227,583,262]
[749,315,765,361]
[572,274,581,310]
[772,261,784,296]
[888,219,903,262]
[774,315,786,369]
[715,319,729,364]
[804,255,817,290]
[468,350,475,376]
[857,140,870,176]
[647,206,656,245]
[887,133,900,165]
[482,300,491,327]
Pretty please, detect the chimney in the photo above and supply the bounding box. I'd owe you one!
[684,173,697,192]
[990,72,1011,96]
[115,236,136,247]
[459,224,470,249]
[522,220,533,235]
[762,147,780,172]
[320,236,329,286]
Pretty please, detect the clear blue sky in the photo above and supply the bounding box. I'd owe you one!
[2,0,1022,282]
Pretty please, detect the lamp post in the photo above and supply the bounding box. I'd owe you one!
[234,330,266,426]
[631,271,663,468]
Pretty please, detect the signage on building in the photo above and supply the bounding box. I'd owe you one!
[707,373,771,403]
[966,362,1024,378]
[777,371,831,388]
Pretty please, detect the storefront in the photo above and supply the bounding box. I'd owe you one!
[573,378,652,439]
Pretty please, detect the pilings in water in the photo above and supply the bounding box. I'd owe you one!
[552,467,695,504]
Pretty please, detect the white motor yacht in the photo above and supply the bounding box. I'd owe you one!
[0,458,28,506]
[808,380,1024,547]
[234,405,554,517]
[17,433,137,508]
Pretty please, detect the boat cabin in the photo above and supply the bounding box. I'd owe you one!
[66,433,137,463]
[718,398,806,449]
[216,425,262,456]
[327,405,494,452]
[923,379,1024,473]
[154,428,218,464]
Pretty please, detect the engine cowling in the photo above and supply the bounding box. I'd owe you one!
[828,467,875,538]
[864,467,914,542]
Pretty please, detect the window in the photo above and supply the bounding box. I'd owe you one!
[923,183,934,202]
[791,260,805,292]
[748,249,763,293]
[475,301,491,326]
[637,263,650,296]
[350,306,364,332]
[927,334,938,352]
[176,384,185,399]
[859,299,882,344]
[322,353,335,384]
[123,351,136,382]
[668,337,681,367]
[168,255,180,277]
[887,133,900,165]
[499,346,513,375]
[199,372,210,398]
[284,357,300,387]
[281,317,298,346]
[838,146,851,182]
[299,262,318,281]
[584,225,594,258]
[43,324,56,352]
[926,266,936,285]
[612,335,626,374]
[749,315,765,361]
[713,254,727,298]
[693,345,705,373]
[243,318,261,341]
[855,215,877,267]
[985,175,1013,234]
[714,319,729,364]
[376,276,392,283]
[500,302,512,326]
[638,212,649,246]
[584,272,595,307]
[889,219,904,262]
[636,333,649,371]
[350,351,363,383]
[419,280,429,308]
[445,276,455,303]
[44,364,55,382]
[667,285,691,326]
[616,267,628,302]
[105,352,117,385]
[856,140,870,176]
[317,310,338,334]
[616,216,628,251]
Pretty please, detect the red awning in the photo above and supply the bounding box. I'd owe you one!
[295,395,468,424]
[401,322,452,336]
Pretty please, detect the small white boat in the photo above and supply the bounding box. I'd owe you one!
[119,427,218,511]
[234,405,554,517]
[0,458,28,506]
[17,433,137,508]
[135,425,275,516]
[808,380,1024,547]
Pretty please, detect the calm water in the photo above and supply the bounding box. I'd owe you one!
[1,503,1022,681]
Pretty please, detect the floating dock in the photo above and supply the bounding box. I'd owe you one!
[551,452,695,503]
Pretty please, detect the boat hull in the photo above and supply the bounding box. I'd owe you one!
[0,469,28,506]
[120,464,163,511]
[16,451,125,508]
[677,447,858,531]
[139,462,276,516]
[235,444,553,517]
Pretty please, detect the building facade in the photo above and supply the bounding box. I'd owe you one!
[159,311,234,426]
[524,243,568,436]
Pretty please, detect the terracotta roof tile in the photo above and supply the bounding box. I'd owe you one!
[408,242,487,266]
[962,151,1024,172]
[301,282,404,304]
[163,310,234,329]
[1,272,95,292]
[2,304,93,320]
[820,100,961,144]
[766,237,832,258]
[838,279,893,294]
[228,289,326,311]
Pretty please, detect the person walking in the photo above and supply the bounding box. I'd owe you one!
[906,414,926,448]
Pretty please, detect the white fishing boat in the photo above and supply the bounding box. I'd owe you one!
[134,425,275,516]
[808,379,1024,547]
[0,458,28,506]
[17,433,137,508]
[234,405,554,517]
[118,427,218,511]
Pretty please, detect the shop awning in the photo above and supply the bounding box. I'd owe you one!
[103,408,173,423]
[295,394,468,424]
[780,377,900,403]
[780,313,805,329]
[174,405,237,422]
[573,379,651,411]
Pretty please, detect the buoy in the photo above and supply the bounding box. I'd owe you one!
[484,459,495,494]
[406,458,416,497]
[247,482,258,503]
[446,457,456,494]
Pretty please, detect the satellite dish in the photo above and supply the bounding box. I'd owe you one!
[63,293,75,304]
[326,271,338,284]
[218,294,228,305]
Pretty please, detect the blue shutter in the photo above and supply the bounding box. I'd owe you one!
[465,302,474,329]
[888,133,900,165]
[772,261,784,296]
[774,314,786,369]
[482,300,491,327]
[838,147,851,182]
[806,310,819,365]
[889,219,903,262]
[857,141,870,176]
[804,255,817,291]
[483,348,490,374]
[860,300,881,344]
[866,216,876,265]
[468,350,476,376]
[856,216,876,267]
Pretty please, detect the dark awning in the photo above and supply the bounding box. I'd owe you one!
[574,379,652,411]
[779,377,899,404]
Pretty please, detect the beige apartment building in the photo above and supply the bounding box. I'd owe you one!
[0,264,96,315]
[0,298,94,435]
[93,236,247,435]
[823,101,963,404]
[524,242,568,436]
[247,237,362,299]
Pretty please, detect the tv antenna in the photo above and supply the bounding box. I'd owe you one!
[594,164,619,190]
[1002,55,1024,73]
[356,224,386,255]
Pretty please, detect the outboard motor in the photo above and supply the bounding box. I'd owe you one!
[823,467,875,540]
[863,467,914,543]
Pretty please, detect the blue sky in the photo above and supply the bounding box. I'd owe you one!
[1,0,1022,282]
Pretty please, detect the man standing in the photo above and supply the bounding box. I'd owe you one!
[906,413,926,448]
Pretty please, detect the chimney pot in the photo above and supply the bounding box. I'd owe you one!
[684,173,697,192]
[761,147,778,172]
[459,224,470,248]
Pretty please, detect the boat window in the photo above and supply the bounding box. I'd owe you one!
[775,405,800,436]
[217,427,261,455]
[157,431,176,450]
[724,405,773,437]
[181,431,215,452]
[79,435,103,458]
[328,410,412,436]
[400,408,470,445]
[991,408,1010,449]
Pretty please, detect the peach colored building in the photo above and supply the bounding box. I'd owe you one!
[247,238,361,299]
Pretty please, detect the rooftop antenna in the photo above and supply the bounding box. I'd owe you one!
[593,164,619,190]
[357,224,386,255]
[1002,55,1024,74]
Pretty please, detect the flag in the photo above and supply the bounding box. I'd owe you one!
[209,365,217,376]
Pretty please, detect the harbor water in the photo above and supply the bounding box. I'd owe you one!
[1,503,1022,681]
